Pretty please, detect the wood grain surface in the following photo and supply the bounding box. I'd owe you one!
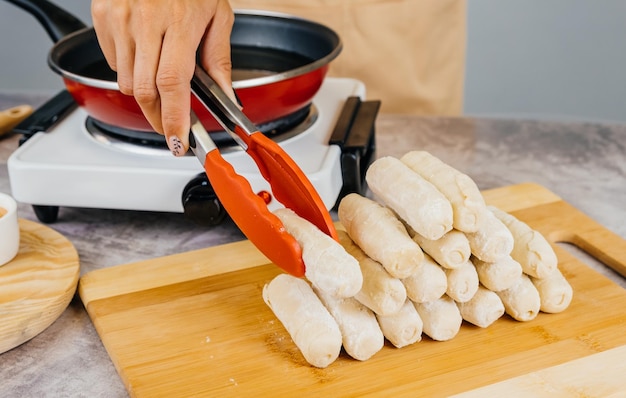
[78,183,626,397]
[453,345,626,397]
[0,219,80,354]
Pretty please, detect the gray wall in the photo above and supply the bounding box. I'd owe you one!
[464,0,626,123]
[0,0,92,93]
[2,1,626,123]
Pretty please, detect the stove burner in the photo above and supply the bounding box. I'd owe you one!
[85,104,317,156]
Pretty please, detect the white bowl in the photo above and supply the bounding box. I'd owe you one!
[0,192,20,266]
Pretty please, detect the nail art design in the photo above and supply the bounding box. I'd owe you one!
[169,136,185,157]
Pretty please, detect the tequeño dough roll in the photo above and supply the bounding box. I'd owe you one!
[457,286,505,328]
[365,156,453,240]
[444,260,479,303]
[338,231,407,316]
[412,229,471,270]
[263,274,342,368]
[489,206,558,279]
[531,269,573,313]
[496,274,541,322]
[402,253,448,303]
[400,150,487,233]
[274,208,362,298]
[465,208,514,263]
[376,299,423,348]
[315,287,384,361]
[472,255,523,292]
[338,193,423,279]
[414,295,463,341]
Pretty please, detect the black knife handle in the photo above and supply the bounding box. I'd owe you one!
[14,90,77,145]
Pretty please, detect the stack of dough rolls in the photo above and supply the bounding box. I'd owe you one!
[472,255,523,292]
[266,209,378,367]
[263,274,343,368]
[339,231,423,348]
[338,231,407,316]
[457,286,505,328]
[274,208,363,298]
[464,208,515,263]
[314,287,384,361]
[338,190,465,341]
[530,269,573,314]
[414,295,463,341]
[407,227,478,304]
[495,274,541,321]
[338,193,423,279]
[489,205,572,314]
[442,260,480,303]
[411,229,471,270]
[489,206,558,279]
[365,156,453,240]
[400,150,487,233]
[401,254,447,304]
[376,299,424,348]
[465,205,572,321]
[262,151,573,368]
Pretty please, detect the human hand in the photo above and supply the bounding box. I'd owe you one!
[91,0,235,156]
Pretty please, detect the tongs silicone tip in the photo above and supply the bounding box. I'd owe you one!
[189,66,338,276]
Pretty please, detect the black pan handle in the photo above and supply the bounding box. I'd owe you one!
[4,0,87,42]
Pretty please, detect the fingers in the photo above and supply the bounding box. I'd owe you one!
[200,0,236,104]
[157,25,199,155]
[132,9,166,136]
[114,30,136,97]
[156,0,234,156]
[110,4,135,96]
[90,0,235,157]
[156,1,218,155]
[92,0,135,94]
[91,0,118,71]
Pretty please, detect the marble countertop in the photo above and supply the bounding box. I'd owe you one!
[1,92,625,397]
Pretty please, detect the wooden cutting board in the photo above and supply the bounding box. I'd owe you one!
[78,183,626,397]
[0,219,80,354]
[453,345,626,397]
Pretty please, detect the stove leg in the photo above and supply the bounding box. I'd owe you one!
[32,205,60,223]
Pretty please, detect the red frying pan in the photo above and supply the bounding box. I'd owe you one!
[6,0,342,132]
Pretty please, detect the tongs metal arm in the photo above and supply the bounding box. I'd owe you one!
[190,66,338,241]
[190,65,254,150]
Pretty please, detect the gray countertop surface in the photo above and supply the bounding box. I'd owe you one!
[1,92,625,397]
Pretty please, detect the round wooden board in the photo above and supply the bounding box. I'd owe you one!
[0,219,80,354]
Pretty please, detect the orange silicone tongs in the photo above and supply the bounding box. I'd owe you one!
[189,65,338,277]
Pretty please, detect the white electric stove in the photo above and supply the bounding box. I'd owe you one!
[8,78,378,224]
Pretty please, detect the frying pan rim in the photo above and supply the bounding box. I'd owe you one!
[47,9,342,91]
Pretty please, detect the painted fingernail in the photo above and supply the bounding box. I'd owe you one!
[168,136,185,157]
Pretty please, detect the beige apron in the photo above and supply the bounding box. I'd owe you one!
[229,0,466,115]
